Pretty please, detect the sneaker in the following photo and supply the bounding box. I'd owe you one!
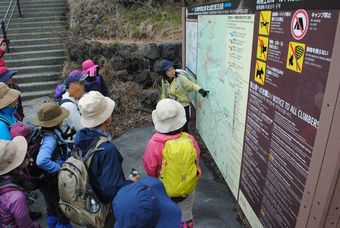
[187,219,194,228]
[181,219,194,228]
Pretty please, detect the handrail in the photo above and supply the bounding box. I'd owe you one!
[1,0,22,40]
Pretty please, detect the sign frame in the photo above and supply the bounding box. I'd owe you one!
[296,14,340,228]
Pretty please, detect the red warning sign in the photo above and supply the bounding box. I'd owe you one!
[291,9,309,40]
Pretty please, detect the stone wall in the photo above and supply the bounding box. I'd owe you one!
[65,39,182,108]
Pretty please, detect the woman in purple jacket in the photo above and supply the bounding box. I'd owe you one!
[0,136,40,228]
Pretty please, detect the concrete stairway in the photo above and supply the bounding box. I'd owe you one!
[1,0,67,101]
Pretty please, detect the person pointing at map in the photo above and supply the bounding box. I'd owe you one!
[161,60,209,132]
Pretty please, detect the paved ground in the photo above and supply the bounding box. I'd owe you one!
[23,96,52,122]
[25,101,241,228]
[115,126,241,228]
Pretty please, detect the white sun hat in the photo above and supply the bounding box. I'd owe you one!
[152,99,186,133]
[0,136,28,176]
[78,91,115,128]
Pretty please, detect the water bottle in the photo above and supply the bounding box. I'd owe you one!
[128,168,138,180]
[131,168,138,177]
[89,198,99,213]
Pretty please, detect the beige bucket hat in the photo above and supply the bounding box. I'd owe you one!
[0,136,27,176]
[152,99,186,133]
[78,91,115,128]
[0,82,20,109]
[32,102,69,128]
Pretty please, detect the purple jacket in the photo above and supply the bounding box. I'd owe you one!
[0,176,40,228]
[84,75,109,97]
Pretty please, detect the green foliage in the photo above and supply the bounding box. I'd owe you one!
[118,5,182,39]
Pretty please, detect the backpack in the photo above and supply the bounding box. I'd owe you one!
[84,75,102,93]
[53,83,66,103]
[58,137,110,228]
[0,180,22,226]
[0,116,11,129]
[160,132,200,197]
[175,69,197,102]
[9,122,66,191]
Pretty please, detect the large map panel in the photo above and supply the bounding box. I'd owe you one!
[196,14,254,197]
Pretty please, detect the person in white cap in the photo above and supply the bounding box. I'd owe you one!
[0,136,40,228]
[74,91,137,226]
[143,99,202,228]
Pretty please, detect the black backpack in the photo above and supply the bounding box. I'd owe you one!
[0,118,67,190]
[21,128,67,191]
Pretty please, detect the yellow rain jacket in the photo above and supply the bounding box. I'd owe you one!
[161,75,201,107]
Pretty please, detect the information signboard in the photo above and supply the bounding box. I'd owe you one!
[238,4,339,227]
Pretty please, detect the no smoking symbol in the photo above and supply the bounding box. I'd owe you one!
[291,9,309,40]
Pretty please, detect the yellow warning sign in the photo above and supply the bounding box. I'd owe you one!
[259,11,271,36]
[257,36,269,61]
[286,41,305,73]
[254,60,266,85]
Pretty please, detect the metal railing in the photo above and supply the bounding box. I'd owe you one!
[1,0,22,41]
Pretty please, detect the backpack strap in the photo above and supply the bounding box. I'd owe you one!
[0,183,21,196]
[176,76,187,94]
[59,98,75,106]
[0,116,10,127]
[41,129,68,159]
[83,137,109,169]
[59,98,81,116]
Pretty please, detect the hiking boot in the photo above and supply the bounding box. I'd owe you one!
[29,211,42,221]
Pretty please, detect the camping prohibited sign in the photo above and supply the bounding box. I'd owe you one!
[291,9,309,40]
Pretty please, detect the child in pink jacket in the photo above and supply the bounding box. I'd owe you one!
[143,99,201,228]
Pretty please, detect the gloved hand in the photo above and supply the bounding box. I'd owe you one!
[198,89,209,97]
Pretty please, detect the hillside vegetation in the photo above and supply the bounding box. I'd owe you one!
[63,0,217,136]
[67,0,216,41]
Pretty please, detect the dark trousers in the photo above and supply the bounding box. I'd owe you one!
[183,106,190,133]
[86,211,115,228]
[39,175,69,224]
[104,211,115,228]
